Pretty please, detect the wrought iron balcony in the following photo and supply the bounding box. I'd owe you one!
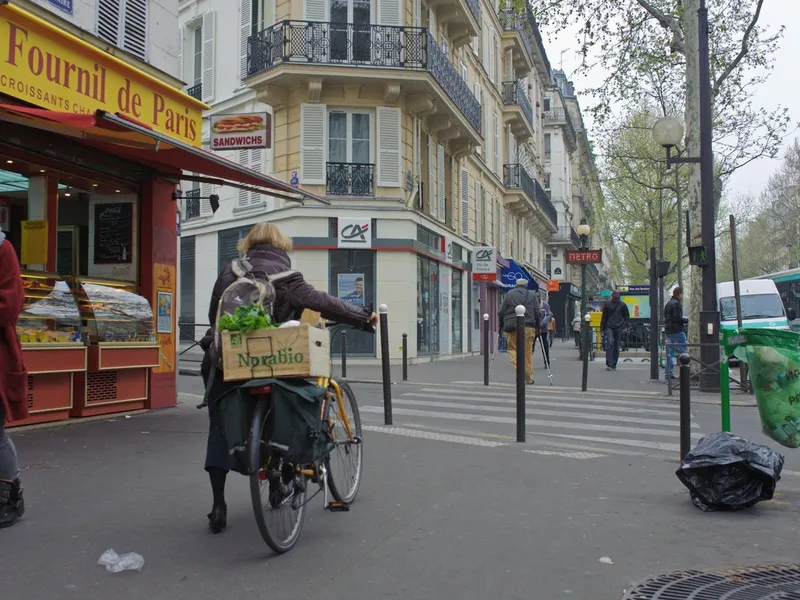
[247,21,481,134]
[326,162,375,197]
[186,83,202,101]
[501,81,534,132]
[497,8,551,76]
[534,178,557,224]
[184,188,201,220]
[552,225,581,248]
[544,106,577,145]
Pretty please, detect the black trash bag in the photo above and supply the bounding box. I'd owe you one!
[675,431,785,512]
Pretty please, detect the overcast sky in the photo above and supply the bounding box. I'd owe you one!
[542,1,800,201]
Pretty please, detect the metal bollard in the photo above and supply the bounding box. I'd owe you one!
[581,313,590,392]
[341,330,347,379]
[515,305,526,443]
[679,352,691,460]
[483,313,490,387]
[378,304,392,425]
[402,333,408,381]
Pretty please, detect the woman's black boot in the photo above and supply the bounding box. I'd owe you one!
[207,468,227,533]
[207,504,227,534]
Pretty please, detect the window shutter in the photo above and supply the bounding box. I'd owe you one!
[437,144,445,222]
[122,0,148,60]
[377,0,401,26]
[238,150,251,207]
[304,0,328,20]
[250,148,264,205]
[376,107,402,188]
[488,28,495,83]
[460,168,469,236]
[97,0,121,47]
[474,181,481,241]
[177,27,184,83]
[474,83,482,154]
[200,182,213,216]
[493,112,499,173]
[240,0,252,80]
[202,11,216,102]
[428,137,436,217]
[300,103,327,185]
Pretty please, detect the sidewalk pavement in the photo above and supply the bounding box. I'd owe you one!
[5,388,800,600]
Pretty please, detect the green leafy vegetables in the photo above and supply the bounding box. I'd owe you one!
[218,304,278,334]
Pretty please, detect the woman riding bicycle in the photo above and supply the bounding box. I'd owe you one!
[199,222,377,534]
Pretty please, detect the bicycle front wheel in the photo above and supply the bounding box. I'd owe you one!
[249,396,306,554]
[324,379,363,504]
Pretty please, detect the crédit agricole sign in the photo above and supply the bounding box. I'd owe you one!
[0,6,204,146]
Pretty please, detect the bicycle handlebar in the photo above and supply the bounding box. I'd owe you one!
[324,320,376,334]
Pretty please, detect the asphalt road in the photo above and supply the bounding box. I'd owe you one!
[3,373,799,600]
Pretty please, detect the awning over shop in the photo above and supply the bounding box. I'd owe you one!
[500,258,539,291]
[0,105,329,205]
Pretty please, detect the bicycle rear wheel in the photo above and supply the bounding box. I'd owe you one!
[249,396,306,554]
[324,379,363,504]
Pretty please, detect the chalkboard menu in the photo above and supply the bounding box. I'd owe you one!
[94,203,133,264]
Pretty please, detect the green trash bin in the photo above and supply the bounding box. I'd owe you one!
[735,327,800,448]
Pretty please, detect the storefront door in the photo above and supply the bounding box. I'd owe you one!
[452,269,463,353]
[417,255,440,355]
[329,249,376,356]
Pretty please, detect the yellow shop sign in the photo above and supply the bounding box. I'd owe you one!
[0,5,204,146]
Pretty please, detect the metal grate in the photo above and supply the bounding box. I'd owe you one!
[87,371,118,404]
[624,565,800,599]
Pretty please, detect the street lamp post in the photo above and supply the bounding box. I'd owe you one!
[577,219,591,392]
[651,0,719,392]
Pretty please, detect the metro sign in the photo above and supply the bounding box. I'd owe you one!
[566,249,603,264]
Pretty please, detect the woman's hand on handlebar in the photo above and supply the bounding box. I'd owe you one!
[368,312,378,325]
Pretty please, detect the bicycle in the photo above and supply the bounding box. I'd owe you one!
[245,320,372,554]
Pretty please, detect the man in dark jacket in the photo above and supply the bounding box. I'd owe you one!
[498,279,541,384]
[663,286,686,380]
[600,290,630,370]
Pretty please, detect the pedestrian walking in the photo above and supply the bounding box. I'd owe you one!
[538,292,553,365]
[572,314,582,347]
[663,286,687,380]
[0,230,27,528]
[600,290,630,371]
[498,279,541,384]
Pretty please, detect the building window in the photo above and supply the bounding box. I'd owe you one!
[329,249,376,356]
[544,172,551,190]
[327,109,374,196]
[179,236,196,341]
[97,0,149,60]
[251,0,275,35]
[543,97,551,112]
[217,226,250,273]
[417,225,442,252]
[544,133,551,158]
[546,253,552,275]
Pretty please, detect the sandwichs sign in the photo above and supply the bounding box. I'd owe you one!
[210,112,271,151]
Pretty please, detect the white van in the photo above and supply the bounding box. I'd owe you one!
[717,279,793,332]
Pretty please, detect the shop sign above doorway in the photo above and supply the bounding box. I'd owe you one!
[337,218,371,249]
[210,113,271,151]
[0,4,204,146]
[47,0,72,14]
[472,246,497,282]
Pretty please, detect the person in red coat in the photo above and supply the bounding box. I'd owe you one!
[0,230,27,528]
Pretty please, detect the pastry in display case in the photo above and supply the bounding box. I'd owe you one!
[18,270,83,344]
[65,276,155,344]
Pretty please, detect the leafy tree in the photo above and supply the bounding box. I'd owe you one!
[533,0,791,341]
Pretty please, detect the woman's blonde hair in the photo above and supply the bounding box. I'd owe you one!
[238,222,293,254]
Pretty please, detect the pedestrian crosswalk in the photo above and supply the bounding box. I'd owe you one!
[359,382,701,458]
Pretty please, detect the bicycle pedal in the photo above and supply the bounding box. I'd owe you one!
[326,501,350,512]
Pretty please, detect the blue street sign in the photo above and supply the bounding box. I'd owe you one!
[48,0,73,14]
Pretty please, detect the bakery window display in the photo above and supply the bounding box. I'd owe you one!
[65,276,155,344]
[18,271,82,344]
